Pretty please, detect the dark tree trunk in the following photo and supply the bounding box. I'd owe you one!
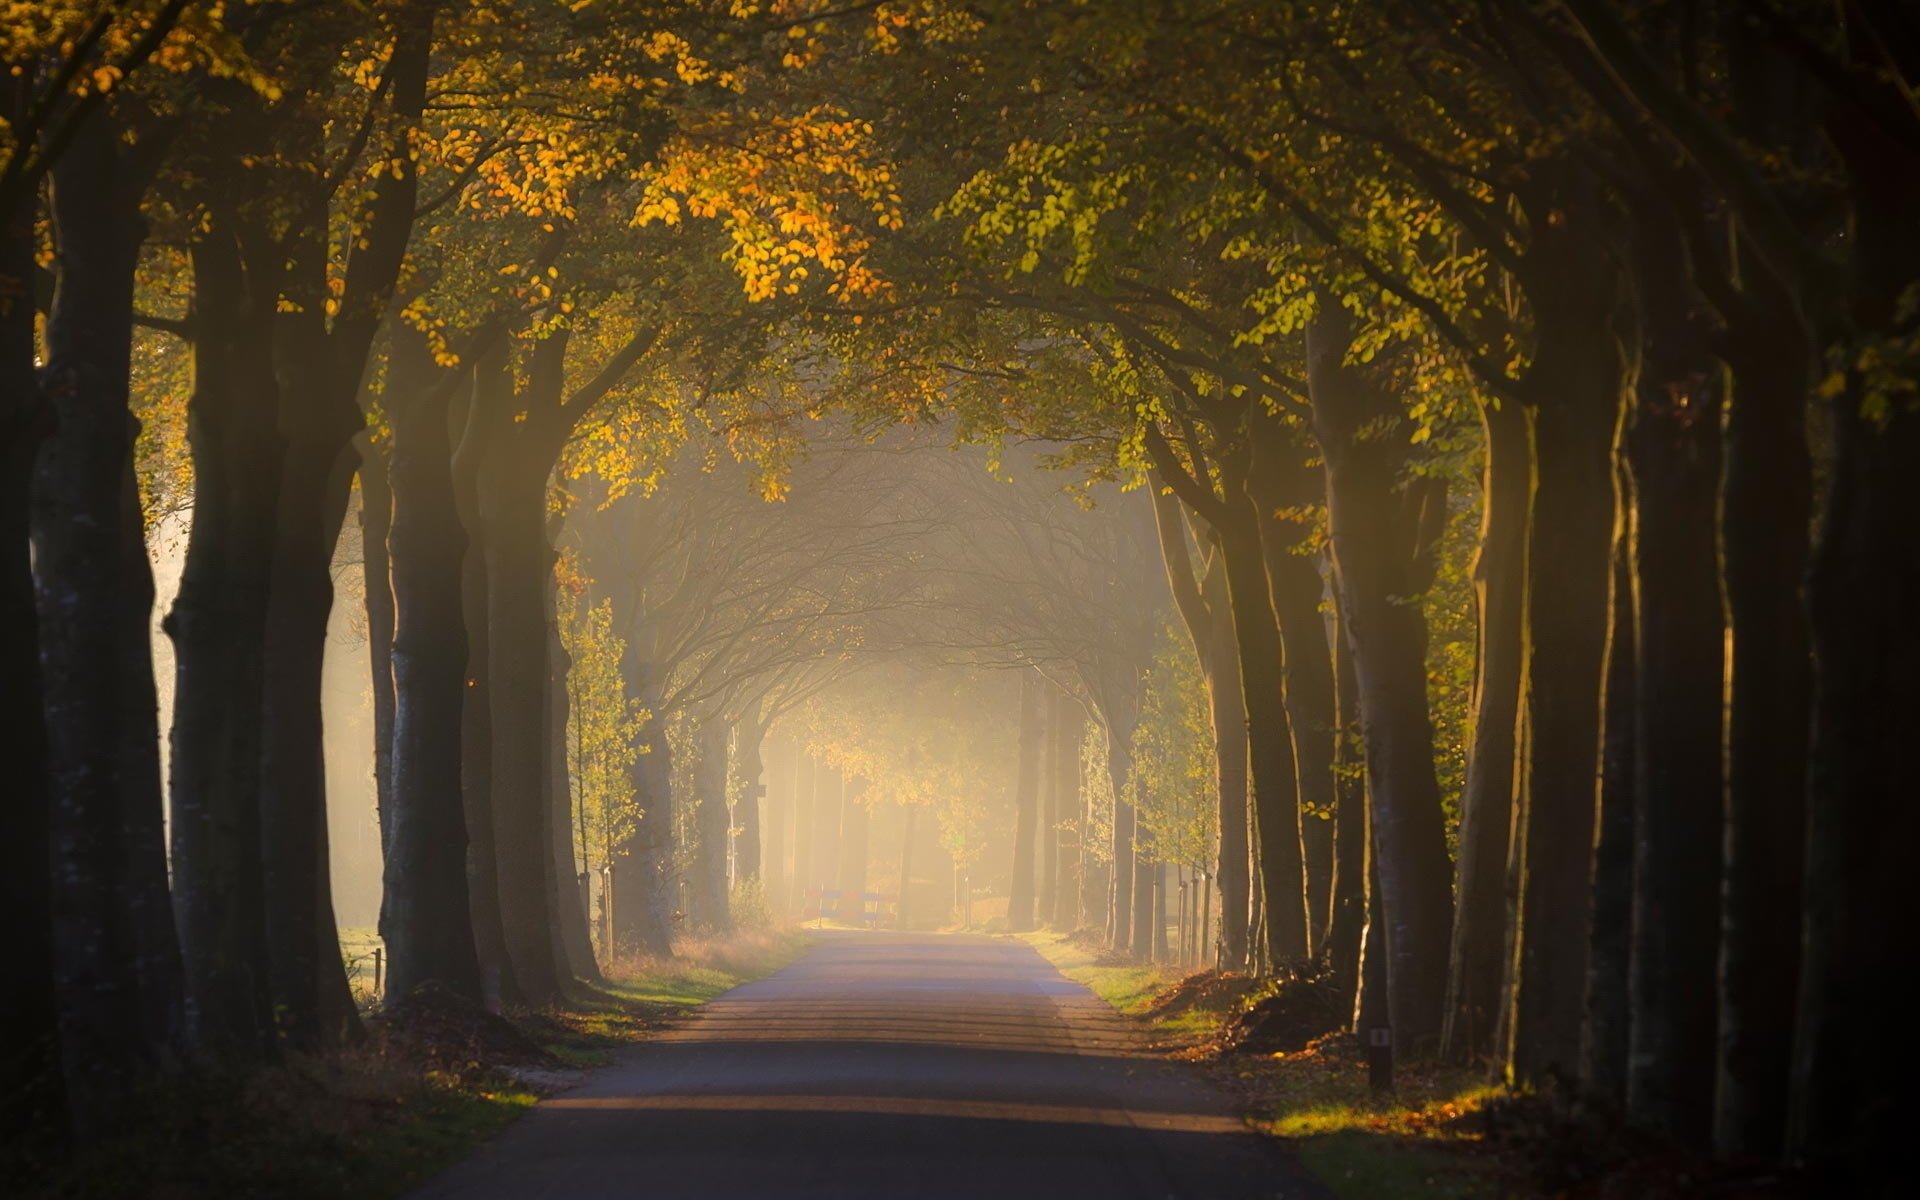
[479,444,567,1002]
[451,352,519,1005]
[1327,583,1367,1001]
[1050,693,1085,930]
[611,657,675,957]
[1307,305,1454,1056]
[1216,500,1309,965]
[1247,415,1338,962]
[0,204,59,1133]
[35,124,184,1120]
[1712,285,1812,1159]
[1149,485,1250,967]
[1581,479,1636,1110]
[1504,246,1621,1087]
[1441,397,1530,1063]
[1788,141,1920,1178]
[1008,670,1042,931]
[381,334,482,1003]
[545,590,599,986]
[258,9,427,1041]
[1205,588,1253,970]
[1622,220,1726,1146]
[358,440,397,857]
[167,218,277,1063]
[688,716,733,932]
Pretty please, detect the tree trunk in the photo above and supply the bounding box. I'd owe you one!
[1307,305,1454,1056]
[451,353,519,1005]
[838,778,870,922]
[35,126,184,1118]
[358,441,397,858]
[1622,234,1725,1146]
[1327,577,1368,1001]
[610,657,674,957]
[1205,593,1253,970]
[1502,212,1621,1088]
[1131,824,1155,962]
[478,443,566,1003]
[1037,694,1060,926]
[1713,286,1812,1159]
[1248,415,1338,961]
[735,728,765,886]
[688,716,733,932]
[1216,501,1309,965]
[381,336,483,1003]
[898,805,918,929]
[1051,694,1085,930]
[1105,724,1137,954]
[166,219,278,1063]
[1581,478,1635,1110]
[1788,154,1920,1176]
[545,590,599,985]
[793,752,816,914]
[1441,397,1529,1063]
[1008,670,1042,931]
[0,204,60,1132]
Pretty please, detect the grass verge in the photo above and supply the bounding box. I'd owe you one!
[1019,929,1503,1199]
[14,926,811,1200]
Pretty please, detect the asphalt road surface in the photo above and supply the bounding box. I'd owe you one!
[409,931,1324,1199]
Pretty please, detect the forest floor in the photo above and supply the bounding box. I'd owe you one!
[1020,930,1814,1200]
[12,927,809,1200]
[1018,929,1507,1199]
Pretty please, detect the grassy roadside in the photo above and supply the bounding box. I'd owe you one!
[1018,930,1504,1200]
[16,927,810,1200]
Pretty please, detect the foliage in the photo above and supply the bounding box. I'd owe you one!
[557,553,646,880]
[1129,619,1217,872]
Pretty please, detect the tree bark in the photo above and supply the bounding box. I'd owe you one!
[1441,397,1529,1063]
[451,350,519,1005]
[35,122,184,1118]
[1105,722,1137,954]
[0,201,60,1132]
[1581,475,1636,1111]
[1307,304,1454,1056]
[1050,693,1085,930]
[735,725,765,886]
[545,585,599,985]
[1008,670,1042,931]
[1503,232,1621,1087]
[688,715,733,932]
[611,657,675,957]
[1216,499,1309,966]
[1327,582,1367,1001]
[381,331,483,1003]
[1712,278,1812,1159]
[1037,691,1060,926]
[359,441,397,858]
[1247,413,1338,962]
[478,437,568,1002]
[1149,484,1251,968]
[166,216,278,1063]
[838,778,871,922]
[1788,138,1920,1177]
[1622,218,1725,1146]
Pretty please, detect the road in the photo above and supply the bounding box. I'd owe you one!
[409,931,1323,1199]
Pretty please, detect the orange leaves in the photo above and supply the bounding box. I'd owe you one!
[632,105,902,304]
